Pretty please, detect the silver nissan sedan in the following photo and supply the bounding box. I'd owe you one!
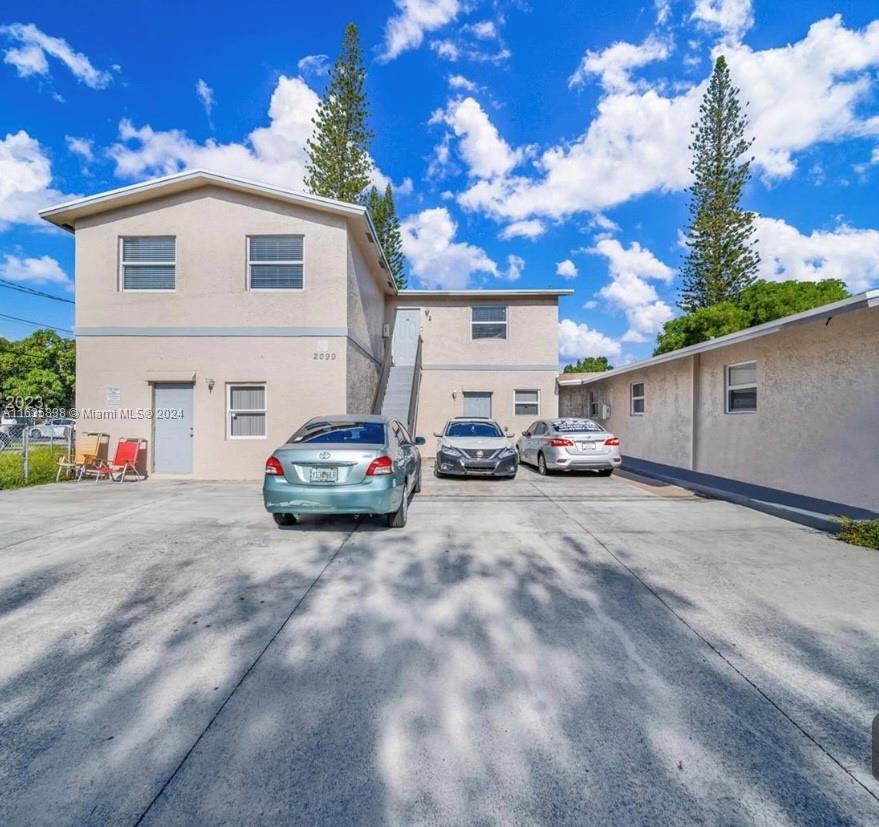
[517,418,621,475]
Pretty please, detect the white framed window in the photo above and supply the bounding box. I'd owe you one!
[227,383,267,439]
[630,382,646,415]
[726,361,757,413]
[471,305,507,339]
[247,235,304,290]
[514,389,540,416]
[120,236,176,291]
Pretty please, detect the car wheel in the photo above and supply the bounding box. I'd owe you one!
[386,483,409,528]
[30,427,42,440]
[597,468,614,477]
[433,465,444,478]
[273,512,298,526]
[537,452,549,476]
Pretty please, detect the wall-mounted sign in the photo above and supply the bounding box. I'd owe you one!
[106,386,121,405]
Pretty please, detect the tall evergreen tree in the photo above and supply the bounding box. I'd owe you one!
[680,56,759,312]
[366,185,406,289]
[305,22,373,202]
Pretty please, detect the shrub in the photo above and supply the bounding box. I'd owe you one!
[837,518,879,550]
[0,445,69,490]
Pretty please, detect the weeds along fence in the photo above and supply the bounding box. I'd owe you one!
[0,422,73,489]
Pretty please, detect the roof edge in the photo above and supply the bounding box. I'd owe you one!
[398,289,574,297]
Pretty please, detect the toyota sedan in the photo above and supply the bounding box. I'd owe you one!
[263,415,424,528]
[517,418,621,475]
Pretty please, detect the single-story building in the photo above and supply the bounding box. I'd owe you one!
[40,169,570,479]
[558,291,879,514]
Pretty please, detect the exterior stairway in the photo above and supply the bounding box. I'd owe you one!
[380,365,416,428]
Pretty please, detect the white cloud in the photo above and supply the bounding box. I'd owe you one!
[379,0,462,62]
[457,16,879,222]
[400,207,498,289]
[0,130,71,229]
[569,36,671,92]
[448,73,477,91]
[65,135,93,162]
[195,79,214,118]
[1,22,112,88]
[691,0,754,43]
[499,219,545,240]
[556,259,579,279]
[558,319,622,359]
[433,96,524,179]
[504,254,525,281]
[655,0,671,25]
[464,20,497,40]
[582,299,598,309]
[1,254,71,286]
[591,238,675,342]
[755,216,879,293]
[297,54,330,77]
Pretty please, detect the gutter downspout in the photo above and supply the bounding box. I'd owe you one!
[690,353,700,472]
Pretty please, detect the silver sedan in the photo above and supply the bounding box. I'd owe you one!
[517,418,621,475]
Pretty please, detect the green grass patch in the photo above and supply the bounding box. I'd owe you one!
[0,445,70,490]
[837,517,879,550]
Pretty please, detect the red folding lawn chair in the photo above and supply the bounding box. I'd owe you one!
[84,437,147,482]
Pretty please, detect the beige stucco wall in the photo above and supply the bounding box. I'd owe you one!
[74,186,350,330]
[346,340,381,415]
[560,307,879,511]
[75,336,348,480]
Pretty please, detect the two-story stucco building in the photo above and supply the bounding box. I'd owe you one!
[40,170,569,479]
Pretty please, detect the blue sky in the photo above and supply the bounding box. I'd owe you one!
[1,0,878,364]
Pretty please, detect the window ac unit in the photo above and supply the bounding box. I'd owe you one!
[382,323,391,338]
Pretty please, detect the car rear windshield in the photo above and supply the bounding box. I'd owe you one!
[290,421,385,444]
[446,422,503,437]
[552,418,604,433]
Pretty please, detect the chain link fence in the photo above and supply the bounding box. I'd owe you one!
[0,415,74,488]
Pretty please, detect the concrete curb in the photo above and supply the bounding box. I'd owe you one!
[620,464,842,534]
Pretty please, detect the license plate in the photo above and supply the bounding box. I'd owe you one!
[578,442,596,451]
[310,467,338,483]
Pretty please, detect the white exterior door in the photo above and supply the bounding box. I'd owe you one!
[153,383,194,473]
[393,309,421,366]
[463,392,492,418]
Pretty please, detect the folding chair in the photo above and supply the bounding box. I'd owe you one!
[56,432,105,481]
[85,438,147,482]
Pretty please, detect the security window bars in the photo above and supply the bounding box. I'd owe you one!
[120,236,176,290]
[726,361,757,413]
[514,390,540,416]
[471,305,507,339]
[228,384,267,438]
[630,382,646,415]
[248,235,304,290]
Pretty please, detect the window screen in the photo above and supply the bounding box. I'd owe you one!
[726,362,757,412]
[228,384,266,438]
[121,236,175,290]
[514,390,539,416]
[471,305,507,339]
[630,382,646,415]
[248,235,304,289]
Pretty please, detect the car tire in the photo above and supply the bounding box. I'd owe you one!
[30,427,42,440]
[273,512,298,526]
[386,483,409,528]
[597,468,614,477]
[413,465,422,493]
[537,452,550,476]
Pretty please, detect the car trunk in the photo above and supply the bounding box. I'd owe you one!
[273,444,384,486]
[565,433,612,456]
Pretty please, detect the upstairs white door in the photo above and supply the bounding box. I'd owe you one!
[393,309,421,366]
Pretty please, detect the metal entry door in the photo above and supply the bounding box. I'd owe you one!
[463,392,492,418]
[393,309,421,366]
[153,383,193,473]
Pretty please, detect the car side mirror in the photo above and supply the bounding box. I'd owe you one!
[521,431,531,437]
[415,436,426,445]
[506,432,516,438]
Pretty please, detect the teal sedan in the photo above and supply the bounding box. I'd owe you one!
[263,415,425,528]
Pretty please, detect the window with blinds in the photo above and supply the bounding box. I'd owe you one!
[227,384,267,438]
[120,236,176,290]
[514,390,540,416]
[471,305,507,339]
[248,235,304,290]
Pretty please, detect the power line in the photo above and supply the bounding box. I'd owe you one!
[0,279,75,305]
[0,312,73,335]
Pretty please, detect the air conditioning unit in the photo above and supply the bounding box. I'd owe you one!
[382,323,391,338]
[599,402,612,420]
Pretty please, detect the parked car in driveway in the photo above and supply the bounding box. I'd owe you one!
[517,418,621,475]
[29,418,77,440]
[434,417,518,478]
[263,415,424,528]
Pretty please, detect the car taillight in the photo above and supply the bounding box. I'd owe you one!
[549,438,574,447]
[604,437,620,446]
[366,455,393,476]
[265,456,284,476]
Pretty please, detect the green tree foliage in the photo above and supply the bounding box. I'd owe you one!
[680,56,759,312]
[563,356,614,373]
[654,279,849,354]
[367,184,406,289]
[0,330,75,409]
[305,23,373,203]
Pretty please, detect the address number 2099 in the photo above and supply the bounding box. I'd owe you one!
[313,352,337,360]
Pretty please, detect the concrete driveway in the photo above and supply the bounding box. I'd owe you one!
[1,467,878,825]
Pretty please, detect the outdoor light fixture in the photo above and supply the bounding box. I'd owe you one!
[207,378,215,392]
